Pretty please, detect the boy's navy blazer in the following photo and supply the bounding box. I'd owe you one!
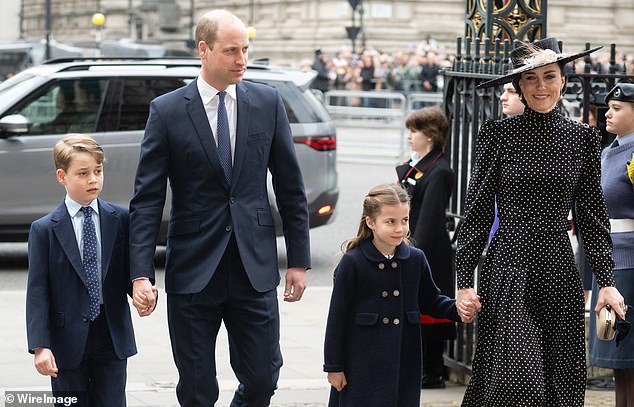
[129,79,310,294]
[26,198,137,369]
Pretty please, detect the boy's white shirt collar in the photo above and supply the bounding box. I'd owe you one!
[64,195,99,218]
[409,151,422,167]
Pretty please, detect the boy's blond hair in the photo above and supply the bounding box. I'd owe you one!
[53,134,105,171]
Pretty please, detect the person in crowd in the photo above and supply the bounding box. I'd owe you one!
[373,53,390,91]
[395,106,455,389]
[323,183,474,406]
[386,51,406,91]
[129,9,310,406]
[403,53,422,92]
[455,37,625,406]
[359,51,376,107]
[344,58,363,107]
[26,134,142,406]
[420,51,440,92]
[589,82,634,407]
[360,52,375,92]
[311,48,331,93]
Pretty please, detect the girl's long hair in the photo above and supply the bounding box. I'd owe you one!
[342,183,411,253]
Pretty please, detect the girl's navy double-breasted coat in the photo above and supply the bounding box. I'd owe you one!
[323,239,459,406]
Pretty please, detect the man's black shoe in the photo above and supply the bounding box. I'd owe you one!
[421,375,446,389]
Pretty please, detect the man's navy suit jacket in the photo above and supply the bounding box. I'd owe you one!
[26,199,137,369]
[130,79,310,294]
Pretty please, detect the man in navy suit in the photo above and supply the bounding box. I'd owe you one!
[129,9,311,406]
[26,134,137,406]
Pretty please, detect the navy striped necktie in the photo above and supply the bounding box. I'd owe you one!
[217,91,232,183]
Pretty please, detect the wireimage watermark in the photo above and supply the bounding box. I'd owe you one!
[3,391,82,406]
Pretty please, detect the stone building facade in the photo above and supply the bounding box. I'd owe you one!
[16,0,634,65]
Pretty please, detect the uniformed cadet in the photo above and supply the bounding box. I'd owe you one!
[589,82,634,406]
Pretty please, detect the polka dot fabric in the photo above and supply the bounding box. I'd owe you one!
[81,206,101,321]
[456,107,615,406]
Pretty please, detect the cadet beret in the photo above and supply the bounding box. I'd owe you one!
[605,83,634,104]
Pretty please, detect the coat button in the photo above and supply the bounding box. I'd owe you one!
[225,225,232,232]
[391,261,398,269]
[381,291,388,298]
[82,316,89,322]
[382,317,389,325]
[393,290,400,297]
[378,263,385,270]
[393,318,400,325]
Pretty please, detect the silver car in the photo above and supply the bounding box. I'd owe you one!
[0,59,338,243]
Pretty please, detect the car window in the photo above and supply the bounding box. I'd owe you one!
[247,79,328,124]
[114,77,187,131]
[11,78,107,135]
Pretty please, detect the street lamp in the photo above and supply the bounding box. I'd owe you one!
[247,26,256,58]
[45,0,52,60]
[92,12,106,54]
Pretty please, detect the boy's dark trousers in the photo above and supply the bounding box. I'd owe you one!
[51,305,127,407]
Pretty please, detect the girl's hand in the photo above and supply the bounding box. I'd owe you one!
[328,371,347,392]
[457,288,482,322]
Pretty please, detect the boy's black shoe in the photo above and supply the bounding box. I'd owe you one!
[421,375,446,389]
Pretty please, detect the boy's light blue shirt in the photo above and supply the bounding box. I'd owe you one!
[64,195,103,303]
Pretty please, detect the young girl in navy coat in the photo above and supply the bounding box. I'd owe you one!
[323,183,476,406]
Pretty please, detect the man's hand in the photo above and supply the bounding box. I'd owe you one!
[327,371,347,392]
[284,267,307,302]
[34,348,58,377]
[133,278,157,317]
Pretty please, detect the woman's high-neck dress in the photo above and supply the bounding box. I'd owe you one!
[456,107,615,406]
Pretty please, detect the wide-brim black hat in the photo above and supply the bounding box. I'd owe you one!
[477,37,602,89]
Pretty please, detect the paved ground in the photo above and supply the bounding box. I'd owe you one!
[0,284,615,406]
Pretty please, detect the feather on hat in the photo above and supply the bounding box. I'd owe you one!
[477,37,601,89]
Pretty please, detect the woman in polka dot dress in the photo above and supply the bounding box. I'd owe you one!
[455,38,626,406]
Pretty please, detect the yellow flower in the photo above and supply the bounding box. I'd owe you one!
[627,158,634,184]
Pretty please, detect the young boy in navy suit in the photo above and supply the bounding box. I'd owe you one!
[26,134,141,406]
